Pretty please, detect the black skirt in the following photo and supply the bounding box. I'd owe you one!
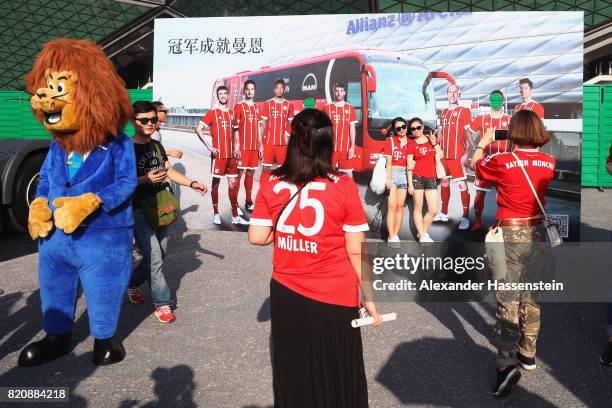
[270,278,368,408]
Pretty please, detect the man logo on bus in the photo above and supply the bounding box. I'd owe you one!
[302,73,317,92]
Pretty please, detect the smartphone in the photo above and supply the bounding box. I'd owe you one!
[494,129,508,141]
[154,168,167,175]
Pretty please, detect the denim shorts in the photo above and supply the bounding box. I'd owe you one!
[391,167,408,189]
[412,174,438,190]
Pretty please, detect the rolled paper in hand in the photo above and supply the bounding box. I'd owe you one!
[351,313,397,328]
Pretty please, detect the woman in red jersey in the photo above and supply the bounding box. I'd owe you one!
[469,110,556,397]
[407,117,443,242]
[248,109,382,408]
[384,117,414,247]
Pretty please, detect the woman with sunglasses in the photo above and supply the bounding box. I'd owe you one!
[407,118,443,242]
[383,117,414,246]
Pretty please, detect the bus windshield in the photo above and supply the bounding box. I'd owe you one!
[368,62,436,124]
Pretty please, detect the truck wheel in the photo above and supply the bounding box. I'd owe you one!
[10,153,45,231]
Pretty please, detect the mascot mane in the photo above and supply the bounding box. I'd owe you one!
[26,38,132,153]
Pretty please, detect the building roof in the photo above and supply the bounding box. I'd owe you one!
[1,0,611,90]
[1,0,150,89]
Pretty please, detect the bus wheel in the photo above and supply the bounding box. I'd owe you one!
[10,153,45,232]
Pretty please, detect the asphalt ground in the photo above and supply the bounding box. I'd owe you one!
[0,129,610,407]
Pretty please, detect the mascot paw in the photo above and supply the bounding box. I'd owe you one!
[28,197,53,239]
[53,193,102,234]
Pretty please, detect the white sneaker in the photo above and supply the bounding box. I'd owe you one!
[237,207,244,216]
[232,215,250,225]
[387,235,401,249]
[212,214,221,225]
[458,217,470,230]
[420,233,434,243]
[434,213,449,222]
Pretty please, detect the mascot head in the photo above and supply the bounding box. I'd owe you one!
[26,38,132,154]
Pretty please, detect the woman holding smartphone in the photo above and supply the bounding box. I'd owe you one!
[383,117,414,246]
[407,118,443,242]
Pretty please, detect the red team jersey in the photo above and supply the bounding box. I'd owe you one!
[261,99,295,146]
[514,101,544,119]
[439,106,471,159]
[250,174,369,307]
[201,108,236,159]
[323,103,357,152]
[234,102,261,151]
[408,141,437,179]
[468,114,512,156]
[383,136,414,167]
[476,148,555,219]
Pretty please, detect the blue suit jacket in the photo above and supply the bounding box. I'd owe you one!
[36,133,137,228]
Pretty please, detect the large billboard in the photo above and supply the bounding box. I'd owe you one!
[153,12,583,240]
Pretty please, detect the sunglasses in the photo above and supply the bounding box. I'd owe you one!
[395,124,407,132]
[410,125,423,132]
[135,116,159,125]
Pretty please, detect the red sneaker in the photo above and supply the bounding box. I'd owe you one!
[470,222,482,231]
[126,285,144,304]
[154,305,175,323]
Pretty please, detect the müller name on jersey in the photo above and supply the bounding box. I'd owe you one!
[277,235,318,254]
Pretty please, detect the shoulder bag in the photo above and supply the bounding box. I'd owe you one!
[511,152,562,247]
[138,142,180,229]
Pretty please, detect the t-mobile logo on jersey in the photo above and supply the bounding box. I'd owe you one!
[333,114,341,123]
[418,146,428,155]
[220,120,228,129]
[271,109,280,118]
[247,113,255,122]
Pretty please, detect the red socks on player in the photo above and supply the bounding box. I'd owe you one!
[229,183,239,217]
[460,190,470,218]
[441,184,450,214]
[211,179,220,215]
[244,172,254,203]
[473,191,486,227]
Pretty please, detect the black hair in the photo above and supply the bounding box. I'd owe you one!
[272,109,340,184]
[216,85,229,96]
[408,117,423,130]
[244,79,256,90]
[152,101,164,109]
[132,100,156,116]
[333,83,346,90]
[275,79,286,87]
[391,117,406,131]
[519,78,533,89]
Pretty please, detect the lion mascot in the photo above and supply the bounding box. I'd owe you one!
[18,38,136,367]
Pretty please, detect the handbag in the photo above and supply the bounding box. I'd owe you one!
[138,143,180,229]
[511,152,562,248]
[435,153,446,179]
[370,148,388,195]
[485,223,507,280]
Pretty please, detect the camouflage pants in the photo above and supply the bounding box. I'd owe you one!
[496,224,546,368]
